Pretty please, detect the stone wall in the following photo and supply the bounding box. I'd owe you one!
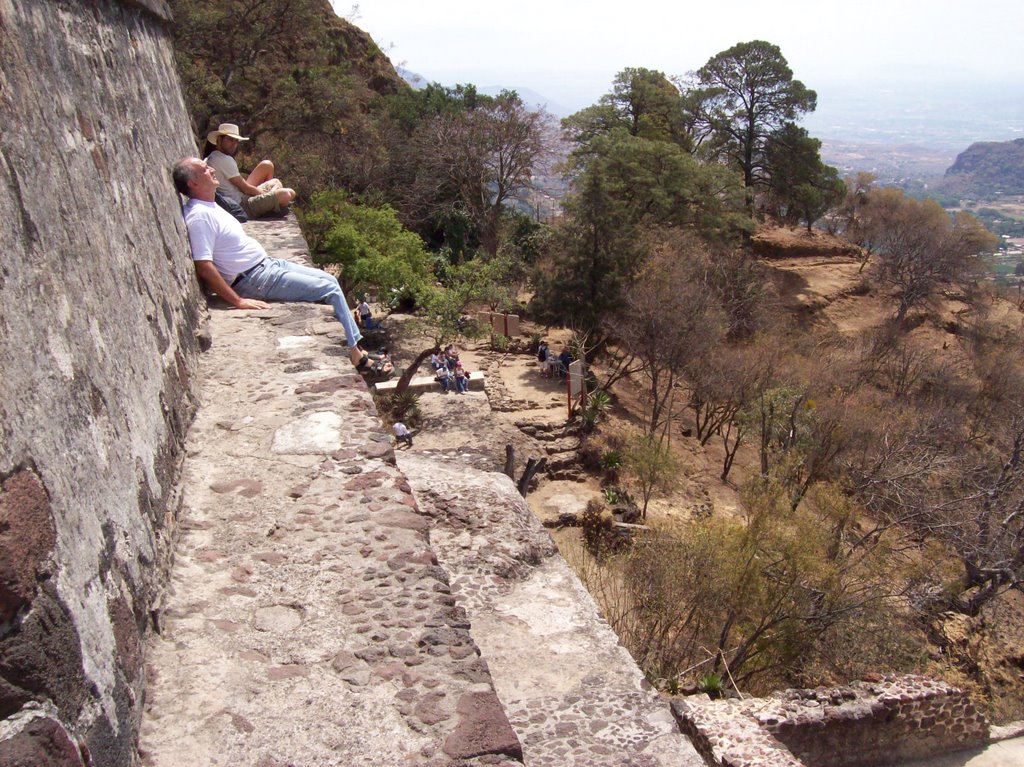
[0,0,201,764]
[770,676,988,767]
[672,675,989,767]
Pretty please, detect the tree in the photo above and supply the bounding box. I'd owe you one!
[686,40,817,191]
[462,253,521,313]
[843,399,1024,618]
[391,273,481,395]
[564,67,689,147]
[686,346,774,482]
[623,435,679,521]
[301,192,431,302]
[825,171,875,240]
[764,123,845,232]
[409,91,550,256]
[612,234,726,435]
[747,387,848,511]
[861,192,996,321]
[533,132,749,331]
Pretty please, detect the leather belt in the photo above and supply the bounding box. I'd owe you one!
[231,262,262,287]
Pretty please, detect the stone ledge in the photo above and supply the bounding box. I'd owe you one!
[375,371,486,394]
[399,455,706,766]
[138,216,523,766]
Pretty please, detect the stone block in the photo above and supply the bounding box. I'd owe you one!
[0,716,84,767]
[444,691,523,761]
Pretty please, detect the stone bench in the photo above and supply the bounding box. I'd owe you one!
[374,370,486,394]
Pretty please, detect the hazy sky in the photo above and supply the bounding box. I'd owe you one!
[337,0,1022,112]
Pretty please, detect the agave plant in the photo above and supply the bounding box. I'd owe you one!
[697,672,724,699]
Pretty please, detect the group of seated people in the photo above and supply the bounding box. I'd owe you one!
[537,341,573,379]
[431,345,470,394]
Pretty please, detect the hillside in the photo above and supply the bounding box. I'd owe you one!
[943,138,1024,197]
[170,0,408,194]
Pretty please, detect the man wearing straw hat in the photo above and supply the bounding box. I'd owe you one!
[205,122,296,219]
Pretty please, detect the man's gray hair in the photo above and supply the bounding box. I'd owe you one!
[172,157,197,196]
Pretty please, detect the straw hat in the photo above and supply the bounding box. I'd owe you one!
[206,123,249,145]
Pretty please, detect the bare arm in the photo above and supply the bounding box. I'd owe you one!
[228,175,265,197]
[193,261,270,310]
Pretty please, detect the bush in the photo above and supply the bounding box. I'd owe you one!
[599,449,622,483]
[301,192,432,302]
[570,479,919,694]
[697,672,724,699]
[582,389,612,431]
[581,499,624,559]
[490,333,510,352]
[380,391,422,429]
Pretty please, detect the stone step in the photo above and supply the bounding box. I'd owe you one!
[543,439,580,455]
[545,454,579,472]
[513,419,564,433]
[398,456,705,767]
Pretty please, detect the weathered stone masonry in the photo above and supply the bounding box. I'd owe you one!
[0,0,201,764]
[672,675,990,767]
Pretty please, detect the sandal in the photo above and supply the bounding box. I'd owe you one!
[361,360,394,383]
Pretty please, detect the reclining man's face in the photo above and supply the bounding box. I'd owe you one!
[189,160,220,195]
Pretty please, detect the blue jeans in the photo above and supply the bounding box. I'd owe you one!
[455,376,468,393]
[234,258,362,348]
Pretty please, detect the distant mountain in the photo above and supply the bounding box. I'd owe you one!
[944,138,1024,195]
[396,66,427,90]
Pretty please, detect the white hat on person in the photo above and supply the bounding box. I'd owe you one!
[206,123,250,144]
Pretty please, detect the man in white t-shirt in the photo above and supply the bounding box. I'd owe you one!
[392,422,413,448]
[172,156,367,368]
[204,123,296,219]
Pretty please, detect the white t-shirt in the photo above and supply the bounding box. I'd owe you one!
[182,198,266,284]
[206,150,244,204]
[393,422,410,437]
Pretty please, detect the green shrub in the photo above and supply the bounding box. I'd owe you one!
[697,672,724,699]
[582,389,611,431]
[381,391,422,429]
[301,192,431,302]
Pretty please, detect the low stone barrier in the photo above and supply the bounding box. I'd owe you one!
[375,371,486,394]
[672,674,988,767]
[476,311,520,338]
